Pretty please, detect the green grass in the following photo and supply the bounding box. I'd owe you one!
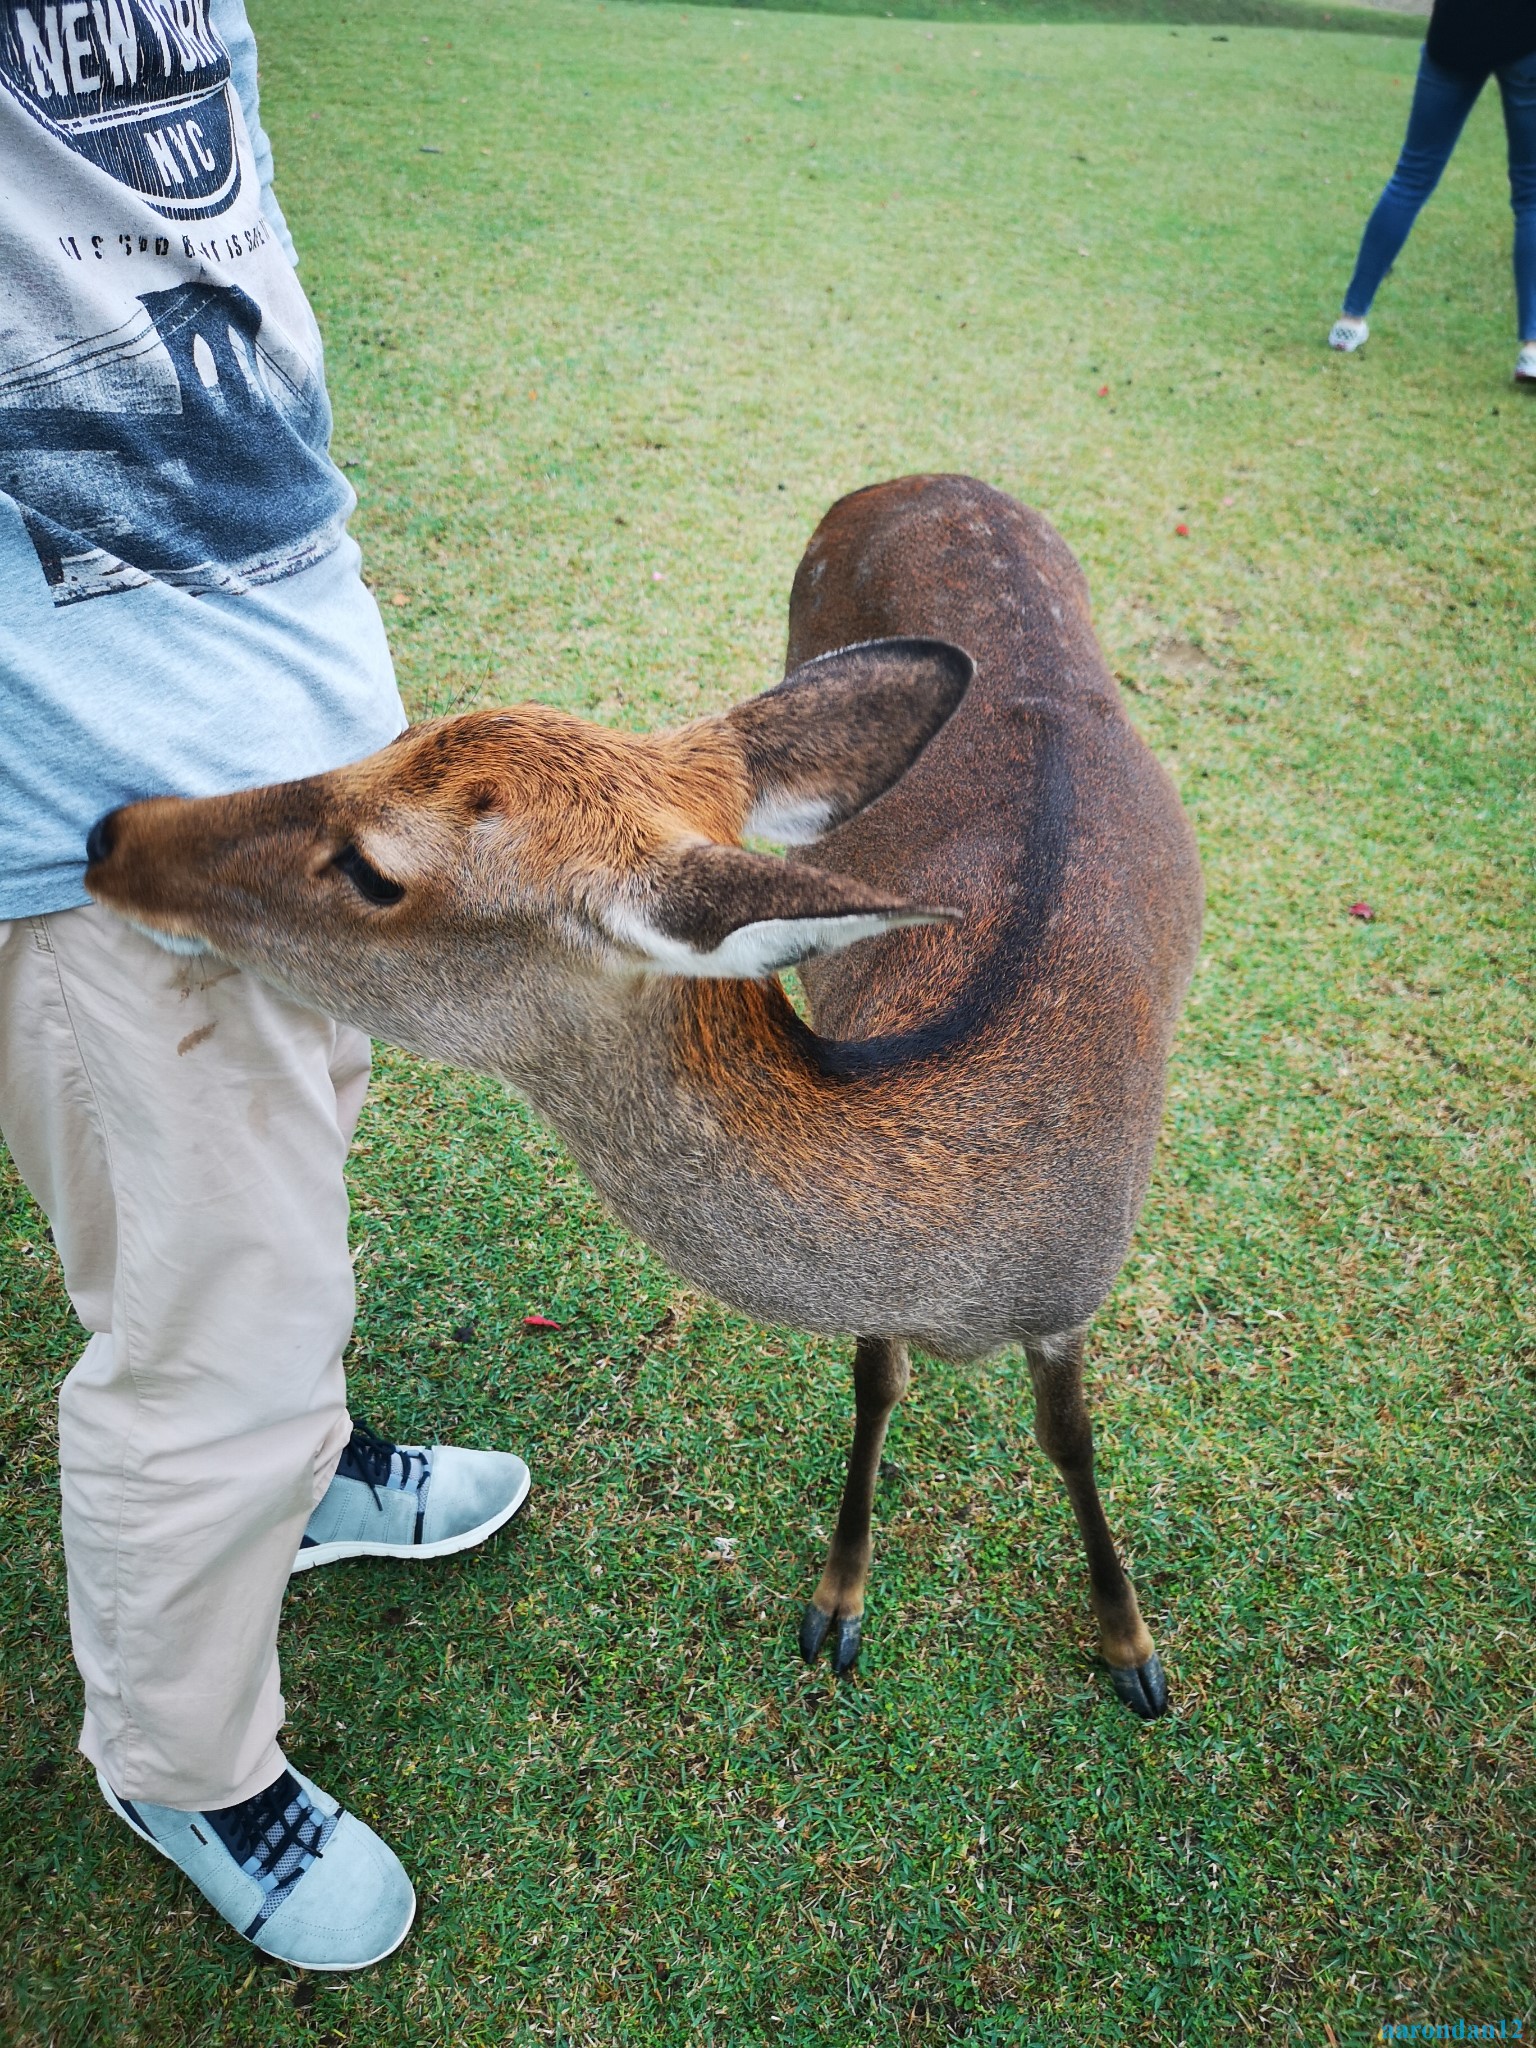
[2,1,1533,2041]
[628,0,1425,40]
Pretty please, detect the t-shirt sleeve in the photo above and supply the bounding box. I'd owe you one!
[213,0,300,268]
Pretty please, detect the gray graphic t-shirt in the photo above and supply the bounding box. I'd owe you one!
[0,0,405,916]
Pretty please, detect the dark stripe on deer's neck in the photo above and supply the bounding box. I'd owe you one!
[793,696,1075,1082]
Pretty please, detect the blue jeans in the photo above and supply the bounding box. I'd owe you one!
[1343,46,1536,340]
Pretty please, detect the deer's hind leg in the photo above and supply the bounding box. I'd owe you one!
[799,1335,910,1677]
[1026,1330,1167,1720]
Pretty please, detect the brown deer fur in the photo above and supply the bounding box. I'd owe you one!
[85,475,1202,1714]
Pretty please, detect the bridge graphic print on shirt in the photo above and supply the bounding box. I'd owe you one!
[0,280,352,605]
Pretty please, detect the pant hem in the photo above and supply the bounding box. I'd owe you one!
[81,1715,290,1812]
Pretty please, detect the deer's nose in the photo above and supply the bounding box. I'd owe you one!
[85,809,119,867]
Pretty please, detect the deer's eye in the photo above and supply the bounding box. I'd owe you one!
[331,844,405,906]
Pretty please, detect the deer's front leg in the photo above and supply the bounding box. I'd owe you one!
[1026,1330,1167,1720]
[799,1336,910,1676]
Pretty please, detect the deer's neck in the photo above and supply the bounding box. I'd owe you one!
[509,972,901,1330]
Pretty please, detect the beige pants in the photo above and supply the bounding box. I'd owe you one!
[0,904,368,1809]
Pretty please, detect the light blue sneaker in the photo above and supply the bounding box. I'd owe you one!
[99,1765,415,1969]
[293,1421,530,1573]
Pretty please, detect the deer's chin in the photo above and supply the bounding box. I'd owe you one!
[121,916,214,958]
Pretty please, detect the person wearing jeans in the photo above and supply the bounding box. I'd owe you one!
[1329,0,1536,380]
[0,0,530,1970]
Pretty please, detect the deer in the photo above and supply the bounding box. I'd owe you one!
[84,474,1203,1719]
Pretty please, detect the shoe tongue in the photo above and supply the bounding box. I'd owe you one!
[204,1770,310,1866]
[336,1427,428,1493]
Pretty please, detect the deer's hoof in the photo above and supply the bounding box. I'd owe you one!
[799,1603,831,1662]
[831,1615,862,1675]
[798,1604,863,1675]
[1108,1652,1168,1720]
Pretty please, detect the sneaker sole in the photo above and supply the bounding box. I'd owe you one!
[289,1463,531,1575]
[98,1774,417,1971]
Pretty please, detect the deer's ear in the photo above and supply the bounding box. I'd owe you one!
[725,637,974,844]
[605,844,959,980]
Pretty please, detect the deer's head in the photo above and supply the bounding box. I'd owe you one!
[84,639,972,1071]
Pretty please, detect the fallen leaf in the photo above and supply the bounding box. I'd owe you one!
[1348,901,1375,921]
[1175,523,1189,536]
[523,1313,563,1330]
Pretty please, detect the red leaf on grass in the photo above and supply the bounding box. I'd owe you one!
[523,1313,564,1330]
[1175,522,1189,537]
[1097,384,1109,396]
[1348,901,1375,921]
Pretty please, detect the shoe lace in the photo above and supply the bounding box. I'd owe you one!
[334,1420,431,1510]
[205,1770,337,1923]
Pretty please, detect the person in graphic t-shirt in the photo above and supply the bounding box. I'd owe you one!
[0,0,530,1970]
[1328,0,1536,379]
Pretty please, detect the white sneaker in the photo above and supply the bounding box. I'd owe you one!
[294,1420,530,1572]
[1516,343,1536,384]
[101,1764,415,1969]
[1329,315,1368,353]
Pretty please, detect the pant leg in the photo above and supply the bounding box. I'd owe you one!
[0,905,372,1809]
[1342,50,1488,318]
[1496,51,1536,340]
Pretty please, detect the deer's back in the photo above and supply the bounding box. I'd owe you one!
[790,477,1202,1346]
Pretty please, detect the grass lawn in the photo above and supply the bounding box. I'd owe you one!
[630,0,1425,37]
[2,0,1532,2041]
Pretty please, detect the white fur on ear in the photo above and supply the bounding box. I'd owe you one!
[742,790,836,846]
[606,903,949,980]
